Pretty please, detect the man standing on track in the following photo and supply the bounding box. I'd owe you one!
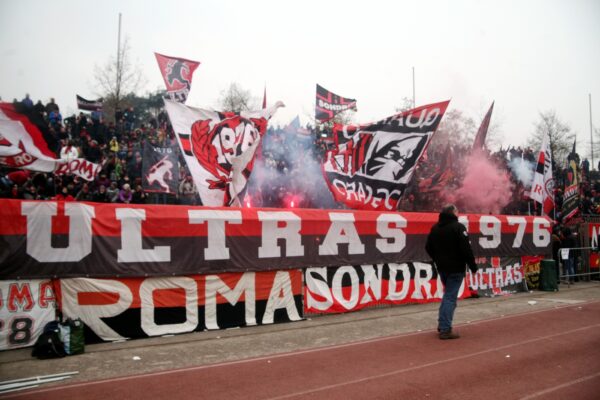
[425,204,478,340]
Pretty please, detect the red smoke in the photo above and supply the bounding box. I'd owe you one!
[447,151,514,214]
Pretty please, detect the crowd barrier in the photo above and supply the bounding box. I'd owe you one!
[0,200,552,351]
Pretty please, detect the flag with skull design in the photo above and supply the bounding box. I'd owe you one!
[321,101,450,210]
[164,99,284,206]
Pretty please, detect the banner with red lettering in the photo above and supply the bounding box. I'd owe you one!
[304,258,526,314]
[0,279,57,351]
[56,270,302,342]
[0,102,101,181]
[0,200,552,279]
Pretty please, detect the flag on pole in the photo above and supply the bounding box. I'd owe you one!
[562,139,580,220]
[76,95,103,111]
[530,133,555,216]
[164,99,284,206]
[154,52,201,103]
[321,100,450,210]
[315,84,357,122]
[142,143,179,194]
[472,101,494,151]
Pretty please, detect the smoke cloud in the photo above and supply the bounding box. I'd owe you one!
[508,157,534,188]
[446,151,514,214]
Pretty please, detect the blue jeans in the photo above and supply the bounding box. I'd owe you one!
[438,271,465,333]
[563,258,575,281]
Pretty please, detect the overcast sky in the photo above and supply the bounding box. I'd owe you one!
[1,0,599,154]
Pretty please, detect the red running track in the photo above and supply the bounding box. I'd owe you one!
[5,301,600,400]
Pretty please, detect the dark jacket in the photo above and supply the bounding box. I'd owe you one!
[425,212,477,274]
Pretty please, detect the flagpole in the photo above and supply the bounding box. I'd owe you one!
[116,12,122,110]
[412,67,416,108]
[590,93,594,170]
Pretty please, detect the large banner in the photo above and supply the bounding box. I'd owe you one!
[0,200,552,279]
[142,143,179,194]
[322,101,449,210]
[304,258,526,314]
[0,279,57,351]
[57,270,302,341]
[164,99,283,206]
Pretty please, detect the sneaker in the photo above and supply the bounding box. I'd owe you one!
[439,330,460,340]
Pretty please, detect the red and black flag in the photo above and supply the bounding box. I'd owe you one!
[562,139,579,220]
[0,102,101,181]
[321,101,450,210]
[76,95,103,112]
[164,99,284,206]
[472,101,494,151]
[142,143,179,194]
[315,84,357,122]
[155,52,201,103]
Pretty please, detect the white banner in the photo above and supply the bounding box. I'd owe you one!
[0,279,57,350]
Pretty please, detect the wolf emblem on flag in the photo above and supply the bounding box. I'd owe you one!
[164,99,284,206]
[322,101,450,210]
[155,53,200,103]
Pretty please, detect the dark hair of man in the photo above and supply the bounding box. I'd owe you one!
[441,204,457,215]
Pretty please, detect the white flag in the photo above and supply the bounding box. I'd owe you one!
[164,99,283,206]
[530,134,554,215]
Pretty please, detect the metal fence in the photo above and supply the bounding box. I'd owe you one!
[557,246,600,288]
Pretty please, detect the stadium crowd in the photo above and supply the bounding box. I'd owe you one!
[2,94,599,226]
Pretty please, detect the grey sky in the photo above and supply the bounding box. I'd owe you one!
[1,0,599,154]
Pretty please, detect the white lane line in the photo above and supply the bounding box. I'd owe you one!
[5,300,599,398]
[264,323,600,400]
[519,371,600,399]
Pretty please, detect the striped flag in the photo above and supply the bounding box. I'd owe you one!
[530,133,554,215]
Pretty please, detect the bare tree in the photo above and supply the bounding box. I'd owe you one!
[429,109,476,153]
[394,97,415,113]
[528,110,575,167]
[94,37,145,122]
[218,82,258,113]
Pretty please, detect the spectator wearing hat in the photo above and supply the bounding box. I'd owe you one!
[118,183,133,204]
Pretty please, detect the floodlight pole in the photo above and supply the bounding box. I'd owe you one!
[412,67,416,108]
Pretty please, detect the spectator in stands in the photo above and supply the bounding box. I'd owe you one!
[552,226,562,283]
[23,184,40,200]
[109,136,119,153]
[33,100,45,116]
[75,183,94,202]
[53,186,74,201]
[179,175,197,205]
[562,228,577,283]
[60,140,80,161]
[131,185,147,204]
[93,184,110,203]
[118,183,133,204]
[21,94,33,108]
[106,181,119,203]
[45,98,59,114]
[425,204,478,340]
